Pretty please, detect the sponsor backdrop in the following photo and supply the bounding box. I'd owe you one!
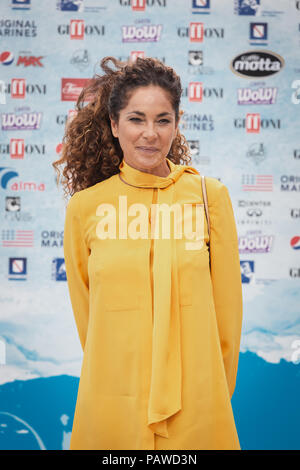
[0,0,299,451]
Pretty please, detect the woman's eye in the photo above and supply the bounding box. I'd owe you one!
[130,117,142,122]
[158,119,170,124]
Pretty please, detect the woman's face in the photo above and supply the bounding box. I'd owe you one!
[110,85,178,176]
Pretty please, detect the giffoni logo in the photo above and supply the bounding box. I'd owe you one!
[95,196,205,250]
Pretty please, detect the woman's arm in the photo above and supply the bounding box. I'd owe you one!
[63,192,90,351]
[208,180,243,399]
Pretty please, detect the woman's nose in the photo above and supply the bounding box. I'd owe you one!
[142,122,157,139]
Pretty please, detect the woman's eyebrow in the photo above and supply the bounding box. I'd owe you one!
[126,111,173,117]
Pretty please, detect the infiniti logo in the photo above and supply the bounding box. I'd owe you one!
[247,208,263,217]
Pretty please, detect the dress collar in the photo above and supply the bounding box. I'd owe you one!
[118,157,198,189]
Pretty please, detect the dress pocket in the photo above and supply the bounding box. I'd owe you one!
[178,243,210,306]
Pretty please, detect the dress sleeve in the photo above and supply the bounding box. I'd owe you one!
[208,182,243,399]
[63,192,90,351]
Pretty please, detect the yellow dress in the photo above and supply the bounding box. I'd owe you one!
[63,157,243,450]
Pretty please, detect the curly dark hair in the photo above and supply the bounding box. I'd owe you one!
[52,56,192,197]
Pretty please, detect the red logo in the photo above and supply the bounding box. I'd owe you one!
[11,79,26,99]
[10,139,24,159]
[246,113,260,133]
[17,56,44,67]
[132,0,146,11]
[70,20,84,39]
[188,82,203,102]
[61,78,90,101]
[189,22,204,42]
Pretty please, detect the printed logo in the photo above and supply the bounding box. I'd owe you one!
[1,110,43,131]
[122,23,162,42]
[11,0,31,9]
[10,139,24,158]
[231,50,284,78]
[291,79,300,104]
[192,0,210,14]
[70,19,84,39]
[41,231,64,248]
[237,87,277,105]
[61,78,90,101]
[2,229,34,247]
[239,231,273,253]
[240,260,255,284]
[290,236,300,250]
[56,0,107,12]
[5,196,20,212]
[188,82,203,101]
[11,78,25,98]
[291,209,300,218]
[0,19,37,37]
[70,49,90,70]
[234,116,281,131]
[188,50,203,66]
[0,167,19,189]
[0,51,14,65]
[132,0,146,10]
[242,174,273,191]
[56,0,83,11]
[246,113,260,132]
[189,22,204,41]
[52,258,67,281]
[290,268,300,278]
[179,112,214,132]
[234,0,261,16]
[280,175,300,192]
[246,143,266,165]
[249,22,268,45]
[8,257,27,281]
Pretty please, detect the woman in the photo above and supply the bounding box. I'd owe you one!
[53,56,243,450]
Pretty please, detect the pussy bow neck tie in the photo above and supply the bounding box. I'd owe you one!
[118,157,200,438]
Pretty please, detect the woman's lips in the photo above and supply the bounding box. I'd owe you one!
[137,147,159,153]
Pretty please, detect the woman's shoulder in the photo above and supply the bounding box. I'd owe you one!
[194,173,231,207]
[66,176,115,209]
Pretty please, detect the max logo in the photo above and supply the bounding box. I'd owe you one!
[0,167,19,189]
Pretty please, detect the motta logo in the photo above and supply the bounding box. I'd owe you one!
[95,196,205,250]
[230,50,284,78]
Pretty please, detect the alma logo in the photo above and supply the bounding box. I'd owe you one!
[0,167,45,191]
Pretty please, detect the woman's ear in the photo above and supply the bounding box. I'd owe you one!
[110,117,118,138]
